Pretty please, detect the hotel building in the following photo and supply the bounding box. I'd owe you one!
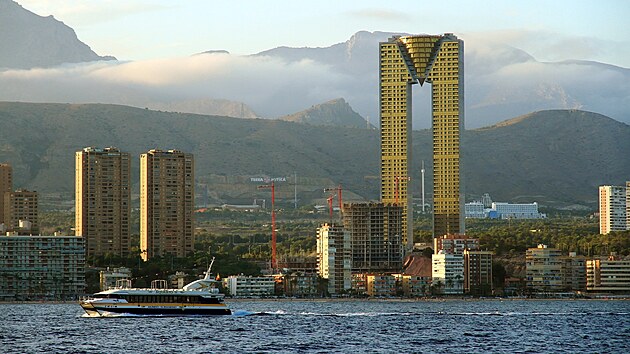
[75,147,131,258]
[598,185,627,235]
[586,257,630,292]
[525,244,563,292]
[140,149,194,261]
[225,275,275,297]
[316,223,351,295]
[379,34,464,248]
[432,251,464,294]
[463,249,493,296]
[0,236,85,300]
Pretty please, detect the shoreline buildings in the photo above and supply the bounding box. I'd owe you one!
[0,235,85,300]
[379,34,464,247]
[75,147,131,258]
[140,149,194,261]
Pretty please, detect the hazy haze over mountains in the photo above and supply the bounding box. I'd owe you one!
[0,1,627,128]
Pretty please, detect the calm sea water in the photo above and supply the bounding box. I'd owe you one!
[0,300,628,353]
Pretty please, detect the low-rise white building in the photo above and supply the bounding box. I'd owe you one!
[464,200,545,219]
[225,275,275,297]
[432,251,464,294]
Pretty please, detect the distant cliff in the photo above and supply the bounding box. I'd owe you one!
[279,98,373,128]
[0,0,115,69]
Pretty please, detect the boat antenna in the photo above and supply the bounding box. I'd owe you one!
[204,257,216,280]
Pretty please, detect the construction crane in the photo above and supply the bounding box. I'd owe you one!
[324,184,343,221]
[257,182,277,271]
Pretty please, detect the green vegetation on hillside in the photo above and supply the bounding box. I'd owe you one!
[1,103,629,208]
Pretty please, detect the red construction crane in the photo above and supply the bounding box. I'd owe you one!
[257,182,276,271]
[324,184,343,220]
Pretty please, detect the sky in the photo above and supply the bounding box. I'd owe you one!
[16,0,630,67]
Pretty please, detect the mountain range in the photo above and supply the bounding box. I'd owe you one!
[0,1,628,129]
[0,0,115,69]
[0,102,628,209]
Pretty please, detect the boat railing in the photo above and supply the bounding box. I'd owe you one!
[115,279,132,289]
[151,279,169,289]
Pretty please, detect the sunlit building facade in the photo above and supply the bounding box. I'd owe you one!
[140,149,194,261]
[3,189,38,234]
[379,34,464,250]
[75,147,131,258]
[316,223,351,295]
[598,185,627,235]
[0,163,12,228]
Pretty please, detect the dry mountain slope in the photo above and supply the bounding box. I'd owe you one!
[462,109,630,205]
[279,98,373,128]
[0,0,114,69]
[0,102,628,207]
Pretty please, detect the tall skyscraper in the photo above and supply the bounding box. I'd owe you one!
[140,149,194,261]
[598,185,627,235]
[379,34,464,249]
[75,147,131,258]
[0,163,12,227]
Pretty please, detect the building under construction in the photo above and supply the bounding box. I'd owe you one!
[343,202,403,273]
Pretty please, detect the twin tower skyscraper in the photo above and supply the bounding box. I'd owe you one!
[379,34,465,250]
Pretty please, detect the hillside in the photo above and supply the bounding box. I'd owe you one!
[0,102,628,208]
[0,0,114,69]
[462,110,630,205]
[279,98,372,128]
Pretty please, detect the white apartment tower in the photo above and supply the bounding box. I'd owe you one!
[316,223,351,295]
[599,185,627,235]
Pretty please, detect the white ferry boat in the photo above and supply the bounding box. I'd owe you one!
[80,258,230,317]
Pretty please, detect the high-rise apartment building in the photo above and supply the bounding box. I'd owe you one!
[379,34,464,248]
[75,147,131,258]
[140,149,194,261]
[3,189,38,234]
[463,249,493,295]
[343,202,403,273]
[0,163,12,227]
[316,223,351,295]
[598,185,627,235]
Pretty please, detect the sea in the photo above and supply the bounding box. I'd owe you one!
[0,299,628,353]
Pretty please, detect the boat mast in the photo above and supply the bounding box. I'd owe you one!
[204,256,216,280]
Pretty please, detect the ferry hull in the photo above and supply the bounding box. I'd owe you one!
[80,303,231,317]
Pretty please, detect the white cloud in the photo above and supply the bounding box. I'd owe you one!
[0,53,353,118]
